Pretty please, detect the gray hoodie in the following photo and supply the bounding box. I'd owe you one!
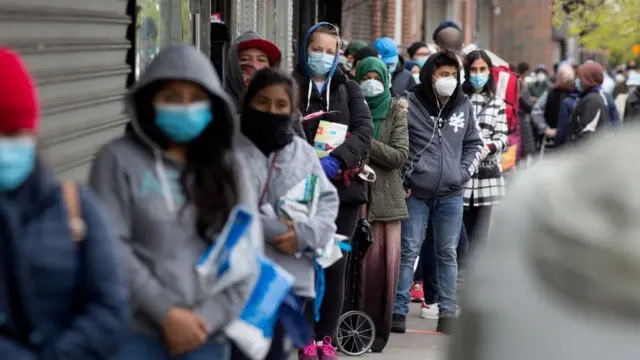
[239,136,339,297]
[89,45,263,338]
[225,31,279,110]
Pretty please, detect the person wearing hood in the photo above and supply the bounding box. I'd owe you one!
[89,45,263,359]
[225,31,306,140]
[292,22,373,360]
[405,60,421,84]
[459,49,508,260]
[0,48,128,360]
[530,65,574,149]
[391,50,483,335]
[528,65,553,99]
[374,37,416,97]
[450,128,640,360]
[355,57,409,352]
[565,61,610,144]
[238,67,339,360]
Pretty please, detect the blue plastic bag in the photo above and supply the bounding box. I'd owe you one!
[225,256,295,360]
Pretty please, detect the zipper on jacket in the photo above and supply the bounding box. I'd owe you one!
[434,128,444,194]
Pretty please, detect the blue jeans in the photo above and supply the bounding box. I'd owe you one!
[394,195,463,317]
[117,333,230,360]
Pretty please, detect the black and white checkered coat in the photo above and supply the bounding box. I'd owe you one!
[464,92,509,206]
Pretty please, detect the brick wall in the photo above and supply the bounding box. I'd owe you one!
[494,0,554,70]
[341,0,374,43]
[382,0,396,38]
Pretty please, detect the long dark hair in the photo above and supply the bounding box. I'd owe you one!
[463,49,496,96]
[133,81,239,240]
[182,94,238,240]
[243,67,297,113]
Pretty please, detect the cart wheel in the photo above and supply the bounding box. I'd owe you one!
[336,311,375,356]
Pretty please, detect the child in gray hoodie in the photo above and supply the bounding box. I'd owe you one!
[238,68,340,359]
[89,45,263,360]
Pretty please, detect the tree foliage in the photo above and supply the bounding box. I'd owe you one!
[553,0,640,60]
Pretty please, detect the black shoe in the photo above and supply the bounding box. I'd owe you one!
[390,314,406,333]
[436,316,456,334]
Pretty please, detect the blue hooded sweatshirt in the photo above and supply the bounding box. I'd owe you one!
[298,22,341,96]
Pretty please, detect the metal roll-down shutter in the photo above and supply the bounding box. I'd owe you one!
[0,0,131,181]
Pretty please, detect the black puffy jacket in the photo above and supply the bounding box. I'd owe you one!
[292,66,373,205]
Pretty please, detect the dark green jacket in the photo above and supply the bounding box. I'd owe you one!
[367,98,409,222]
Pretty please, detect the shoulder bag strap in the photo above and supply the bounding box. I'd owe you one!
[61,182,86,245]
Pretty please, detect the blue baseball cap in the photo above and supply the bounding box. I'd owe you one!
[373,37,399,65]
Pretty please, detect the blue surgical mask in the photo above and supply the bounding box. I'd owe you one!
[308,52,335,77]
[575,78,583,92]
[416,56,428,68]
[470,73,490,90]
[0,137,36,192]
[155,101,213,143]
[387,62,397,74]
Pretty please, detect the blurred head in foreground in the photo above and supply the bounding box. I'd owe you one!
[450,126,640,360]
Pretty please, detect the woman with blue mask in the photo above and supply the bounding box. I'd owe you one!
[0,48,128,359]
[460,49,508,260]
[292,22,373,360]
[89,45,263,360]
[355,57,408,352]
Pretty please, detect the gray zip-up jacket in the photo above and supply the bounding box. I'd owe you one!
[89,45,263,338]
[239,136,339,297]
[404,91,483,199]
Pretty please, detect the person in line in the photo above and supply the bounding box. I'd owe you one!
[225,31,305,139]
[407,41,431,66]
[613,72,629,118]
[343,40,368,75]
[410,20,469,315]
[528,65,553,99]
[374,37,416,97]
[565,61,610,144]
[293,22,373,360]
[237,68,339,360]
[450,128,640,360]
[530,65,574,150]
[90,45,263,360]
[460,50,508,257]
[405,60,421,84]
[0,48,128,360]
[391,50,483,335]
[351,45,380,73]
[355,57,409,352]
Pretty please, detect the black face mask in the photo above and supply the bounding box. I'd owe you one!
[241,107,294,156]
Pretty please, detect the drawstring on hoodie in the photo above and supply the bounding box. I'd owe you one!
[305,78,332,113]
[154,152,175,213]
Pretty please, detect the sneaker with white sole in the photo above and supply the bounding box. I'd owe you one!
[420,302,462,319]
[420,302,439,319]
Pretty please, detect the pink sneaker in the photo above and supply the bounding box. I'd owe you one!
[319,336,337,360]
[299,341,319,360]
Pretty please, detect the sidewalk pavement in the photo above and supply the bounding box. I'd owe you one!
[346,302,448,360]
[291,303,448,360]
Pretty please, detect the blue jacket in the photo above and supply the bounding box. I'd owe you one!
[0,166,128,359]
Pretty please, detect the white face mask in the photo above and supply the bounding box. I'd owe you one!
[360,79,385,97]
[536,73,547,82]
[434,76,457,97]
[412,73,420,84]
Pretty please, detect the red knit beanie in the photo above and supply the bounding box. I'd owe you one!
[0,48,39,133]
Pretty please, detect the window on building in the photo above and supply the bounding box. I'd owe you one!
[135,0,193,78]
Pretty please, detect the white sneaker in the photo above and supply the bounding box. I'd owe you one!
[420,302,462,319]
[420,302,439,319]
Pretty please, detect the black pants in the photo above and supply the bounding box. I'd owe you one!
[314,203,360,341]
[462,205,492,259]
[415,222,468,304]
